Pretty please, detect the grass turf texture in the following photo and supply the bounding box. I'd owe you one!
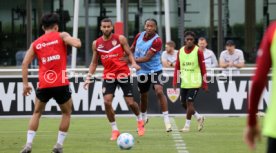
[0,116,265,153]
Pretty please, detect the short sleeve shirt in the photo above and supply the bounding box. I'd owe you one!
[219,49,245,74]
[161,50,178,65]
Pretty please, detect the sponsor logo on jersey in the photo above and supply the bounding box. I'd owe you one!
[41,54,61,64]
[36,40,58,50]
[101,54,119,59]
[167,88,180,103]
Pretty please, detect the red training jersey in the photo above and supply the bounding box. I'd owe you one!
[33,32,69,89]
[95,34,130,79]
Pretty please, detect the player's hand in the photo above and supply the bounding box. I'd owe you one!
[243,124,261,150]
[83,79,92,90]
[23,84,32,96]
[132,63,141,71]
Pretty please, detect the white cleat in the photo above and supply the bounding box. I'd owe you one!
[165,123,172,132]
[197,116,205,131]
[180,126,190,132]
[20,143,32,153]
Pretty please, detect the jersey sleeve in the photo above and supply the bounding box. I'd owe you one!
[173,50,180,86]
[150,37,162,53]
[131,33,140,50]
[198,49,208,89]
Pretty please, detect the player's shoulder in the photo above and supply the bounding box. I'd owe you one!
[153,36,162,44]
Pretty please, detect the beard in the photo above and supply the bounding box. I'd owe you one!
[103,31,112,37]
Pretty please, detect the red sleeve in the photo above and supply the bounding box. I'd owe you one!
[247,22,276,127]
[173,50,180,86]
[131,33,141,50]
[150,37,162,53]
[198,49,207,89]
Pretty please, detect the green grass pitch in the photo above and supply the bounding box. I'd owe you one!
[0,116,265,153]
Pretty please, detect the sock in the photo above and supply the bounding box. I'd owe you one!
[26,130,36,144]
[136,113,142,121]
[110,122,119,131]
[194,111,201,120]
[185,120,191,127]
[57,131,68,145]
[141,112,148,122]
[163,111,170,124]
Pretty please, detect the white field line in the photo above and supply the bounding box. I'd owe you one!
[170,117,189,153]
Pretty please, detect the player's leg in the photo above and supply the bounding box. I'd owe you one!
[119,77,144,136]
[267,137,276,153]
[137,74,151,124]
[179,89,191,132]
[52,85,72,153]
[187,88,204,131]
[152,71,172,132]
[103,79,119,140]
[21,88,50,153]
[182,89,204,132]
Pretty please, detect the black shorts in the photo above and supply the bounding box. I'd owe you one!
[267,137,276,153]
[180,88,199,103]
[36,85,72,105]
[137,70,164,93]
[102,77,134,97]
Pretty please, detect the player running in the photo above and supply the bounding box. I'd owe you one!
[84,18,144,140]
[130,18,172,132]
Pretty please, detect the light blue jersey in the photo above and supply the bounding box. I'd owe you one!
[134,31,162,75]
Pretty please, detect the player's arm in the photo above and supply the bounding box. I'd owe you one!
[244,22,275,150]
[22,43,36,96]
[130,33,140,53]
[119,35,140,70]
[88,41,99,75]
[135,50,155,63]
[173,50,180,89]
[135,38,162,63]
[84,41,99,90]
[60,32,81,48]
[198,50,208,91]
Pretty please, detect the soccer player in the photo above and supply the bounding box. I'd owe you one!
[173,31,207,132]
[130,18,172,132]
[83,18,144,140]
[244,22,276,153]
[20,13,81,153]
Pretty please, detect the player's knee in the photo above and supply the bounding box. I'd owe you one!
[61,108,72,116]
[33,109,43,115]
[155,89,164,97]
[104,101,112,108]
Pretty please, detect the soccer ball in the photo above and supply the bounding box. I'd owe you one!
[116,133,134,150]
